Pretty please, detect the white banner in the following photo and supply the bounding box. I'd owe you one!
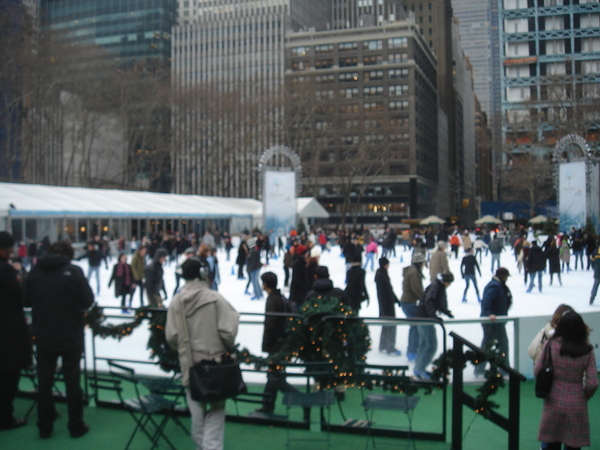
[263,171,296,235]
[559,161,586,230]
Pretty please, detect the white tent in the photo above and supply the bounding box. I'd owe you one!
[0,182,260,219]
[0,183,328,240]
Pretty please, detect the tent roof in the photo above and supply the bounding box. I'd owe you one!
[0,182,261,219]
[296,197,329,218]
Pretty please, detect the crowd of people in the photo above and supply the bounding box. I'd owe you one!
[1,222,599,449]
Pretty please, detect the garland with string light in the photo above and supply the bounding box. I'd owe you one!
[239,297,371,387]
[429,343,506,418]
[84,305,179,372]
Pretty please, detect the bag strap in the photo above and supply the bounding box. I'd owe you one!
[178,304,194,367]
[544,338,553,366]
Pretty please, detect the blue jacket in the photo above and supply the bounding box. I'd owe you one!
[480,276,512,317]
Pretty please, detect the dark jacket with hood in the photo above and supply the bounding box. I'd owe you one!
[145,249,167,296]
[416,279,453,319]
[262,288,288,354]
[526,244,546,272]
[23,254,94,351]
[0,255,32,370]
[345,264,369,312]
[480,276,512,317]
[375,267,398,317]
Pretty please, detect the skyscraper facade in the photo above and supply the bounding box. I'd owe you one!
[500,0,600,204]
[285,22,440,221]
[171,0,330,198]
[39,0,177,67]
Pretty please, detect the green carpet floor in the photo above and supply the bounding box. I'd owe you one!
[3,380,599,449]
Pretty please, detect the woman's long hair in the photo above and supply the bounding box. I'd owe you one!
[553,311,593,357]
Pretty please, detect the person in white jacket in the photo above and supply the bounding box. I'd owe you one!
[166,258,239,450]
[528,304,574,364]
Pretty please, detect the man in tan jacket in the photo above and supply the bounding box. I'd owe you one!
[166,258,239,450]
[429,240,449,282]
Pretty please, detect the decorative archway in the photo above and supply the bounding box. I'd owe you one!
[552,134,597,231]
[258,145,303,197]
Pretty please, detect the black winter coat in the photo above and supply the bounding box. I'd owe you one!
[0,256,32,370]
[108,262,135,297]
[23,254,94,351]
[345,265,369,312]
[416,280,453,319]
[289,255,309,310]
[546,247,561,274]
[375,267,398,317]
[145,260,165,296]
[526,245,546,272]
[262,289,287,354]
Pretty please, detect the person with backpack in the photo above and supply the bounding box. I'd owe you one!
[255,272,297,414]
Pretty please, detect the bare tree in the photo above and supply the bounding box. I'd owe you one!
[284,77,398,227]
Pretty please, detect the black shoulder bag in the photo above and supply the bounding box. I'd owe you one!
[535,339,554,398]
[180,308,247,402]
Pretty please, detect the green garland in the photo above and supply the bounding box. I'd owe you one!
[429,343,506,418]
[84,305,179,372]
[84,302,505,419]
[239,297,371,387]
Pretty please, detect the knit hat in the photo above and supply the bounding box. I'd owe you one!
[441,272,454,283]
[309,245,322,258]
[495,267,510,278]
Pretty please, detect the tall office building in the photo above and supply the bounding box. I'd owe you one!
[330,0,407,28]
[285,22,441,221]
[450,0,499,124]
[39,0,176,67]
[172,0,330,198]
[500,0,600,203]
[28,0,178,190]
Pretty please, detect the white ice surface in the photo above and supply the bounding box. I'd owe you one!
[78,241,599,383]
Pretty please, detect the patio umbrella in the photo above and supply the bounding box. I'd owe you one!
[474,215,502,225]
[528,215,548,224]
[419,215,446,225]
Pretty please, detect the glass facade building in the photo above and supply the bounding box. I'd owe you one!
[39,0,177,66]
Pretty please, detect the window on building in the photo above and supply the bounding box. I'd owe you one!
[389,84,408,96]
[291,46,310,56]
[315,58,334,69]
[364,55,383,65]
[291,60,311,71]
[339,41,358,52]
[389,100,409,111]
[317,89,334,100]
[340,103,360,113]
[340,87,359,98]
[389,53,407,64]
[389,68,409,79]
[339,72,359,82]
[340,56,359,67]
[363,39,383,50]
[364,86,383,96]
[364,70,384,81]
[388,37,407,48]
[364,101,384,111]
[316,74,335,83]
[315,44,334,54]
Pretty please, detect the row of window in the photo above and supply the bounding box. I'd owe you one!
[292,53,408,71]
[293,37,408,57]
[336,85,409,98]
[294,68,409,85]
